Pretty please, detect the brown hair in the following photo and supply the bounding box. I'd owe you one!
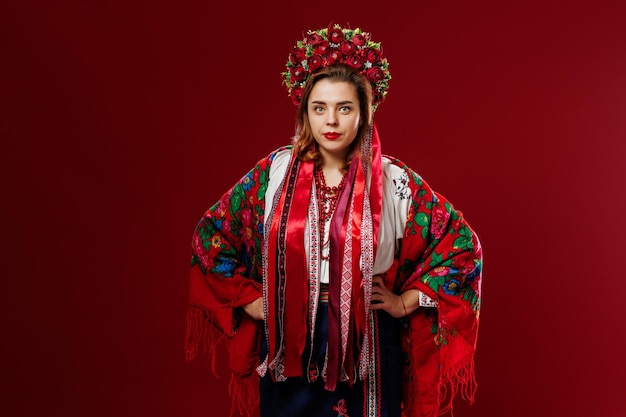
[292,63,373,166]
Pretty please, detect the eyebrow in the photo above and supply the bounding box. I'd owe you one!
[310,100,354,105]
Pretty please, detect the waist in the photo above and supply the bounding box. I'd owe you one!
[320,283,329,303]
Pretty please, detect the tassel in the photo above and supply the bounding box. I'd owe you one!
[185,306,225,376]
[228,373,260,417]
[437,349,477,416]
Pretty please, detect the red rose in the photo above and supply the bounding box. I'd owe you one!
[327,48,342,62]
[365,48,380,62]
[314,41,329,55]
[366,66,385,82]
[308,54,323,71]
[372,90,383,104]
[352,33,366,46]
[329,28,344,44]
[454,252,477,274]
[345,54,362,69]
[290,87,303,105]
[290,65,306,82]
[290,46,305,64]
[340,40,355,56]
[308,32,324,46]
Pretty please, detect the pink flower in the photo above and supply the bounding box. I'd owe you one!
[193,231,213,269]
[433,266,450,276]
[222,218,231,233]
[192,232,204,256]
[430,205,449,239]
[241,208,253,227]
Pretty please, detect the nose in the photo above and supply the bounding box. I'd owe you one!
[326,111,338,126]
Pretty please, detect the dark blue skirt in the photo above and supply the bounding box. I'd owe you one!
[259,304,402,417]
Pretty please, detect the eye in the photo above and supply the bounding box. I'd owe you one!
[313,106,325,113]
[339,106,351,113]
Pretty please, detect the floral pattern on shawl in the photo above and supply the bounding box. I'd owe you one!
[385,156,483,417]
[186,148,483,417]
[192,162,267,284]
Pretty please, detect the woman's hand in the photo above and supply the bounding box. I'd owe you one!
[370,275,420,318]
[242,297,264,320]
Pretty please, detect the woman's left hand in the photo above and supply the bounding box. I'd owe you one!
[370,275,405,318]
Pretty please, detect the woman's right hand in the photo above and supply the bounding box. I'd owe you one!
[243,297,264,320]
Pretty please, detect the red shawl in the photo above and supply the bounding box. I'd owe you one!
[186,132,483,416]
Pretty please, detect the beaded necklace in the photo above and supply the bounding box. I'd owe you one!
[314,166,348,261]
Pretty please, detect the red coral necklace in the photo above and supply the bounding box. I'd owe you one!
[314,166,348,261]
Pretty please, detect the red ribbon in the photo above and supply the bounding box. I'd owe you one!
[325,154,358,390]
[283,160,314,375]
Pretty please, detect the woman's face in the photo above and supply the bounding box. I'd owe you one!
[307,79,361,164]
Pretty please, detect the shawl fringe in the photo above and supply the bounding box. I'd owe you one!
[185,306,224,375]
[437,350,477,416]
[186,305,262,417]
[228,373,260,417]
[400,309,478,417]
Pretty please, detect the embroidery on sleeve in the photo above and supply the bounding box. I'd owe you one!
[419,291,438,308]
[392,171,411,200]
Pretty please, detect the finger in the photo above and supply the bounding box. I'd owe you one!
[370,301,384,310]
[372,276,384,287]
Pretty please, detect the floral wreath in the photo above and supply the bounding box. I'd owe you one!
[282,24,391,111]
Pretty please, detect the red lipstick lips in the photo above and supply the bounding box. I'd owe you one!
[323,132,340,140]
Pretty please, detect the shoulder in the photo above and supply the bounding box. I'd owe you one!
[268,145,293,168]
[241,146,293,185]
[381,154,425,193]
[248,145,293,174]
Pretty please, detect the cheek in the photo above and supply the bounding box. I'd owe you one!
[308,115,322,131]
[349,118,361,138]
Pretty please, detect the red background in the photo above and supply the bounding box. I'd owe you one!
[2,0,626,416]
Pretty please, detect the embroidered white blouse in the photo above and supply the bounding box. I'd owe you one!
[264,149,435,307]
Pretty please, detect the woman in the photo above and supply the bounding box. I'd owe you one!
[186,25,483,417]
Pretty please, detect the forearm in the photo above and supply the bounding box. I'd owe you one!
[242,296,264,320]
[399,288,421,316]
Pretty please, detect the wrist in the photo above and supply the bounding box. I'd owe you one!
[399,294,409,317]
[398,289,421,317]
